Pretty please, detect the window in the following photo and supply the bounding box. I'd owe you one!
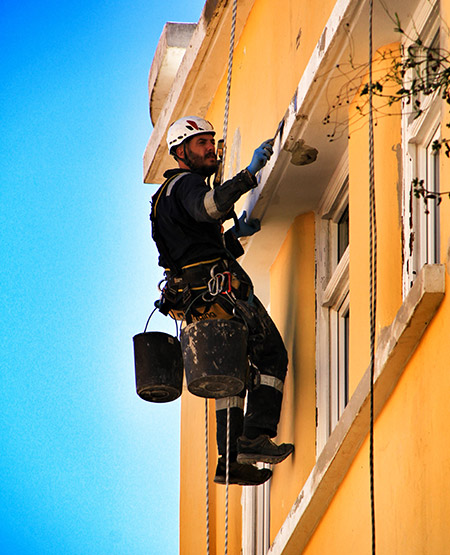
[241,470,270,554]
[337,205,349,261]
[316,156,350,453]
[402,1,441,296]
[417,126,440,266]
[331,295,349,423]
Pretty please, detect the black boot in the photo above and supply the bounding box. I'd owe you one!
[237,435,294,464]
[213,456,272,486]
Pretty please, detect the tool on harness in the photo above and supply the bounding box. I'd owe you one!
[132,307,183,403]
[213,139,224,188]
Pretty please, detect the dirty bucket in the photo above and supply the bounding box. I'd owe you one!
[180,319,248,398]
[133,332,183,403]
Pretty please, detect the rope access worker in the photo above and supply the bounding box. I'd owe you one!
[151,116,294,486]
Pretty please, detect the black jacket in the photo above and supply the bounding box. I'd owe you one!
[151,168,257,270]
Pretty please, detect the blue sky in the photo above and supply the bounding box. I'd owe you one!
[0,1,206,553]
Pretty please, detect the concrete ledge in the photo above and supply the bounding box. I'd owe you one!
[148,23,197,125]
[143,0,257,184]
[268,264,445,554]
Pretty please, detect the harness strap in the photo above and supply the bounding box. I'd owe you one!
[151,172,191,274]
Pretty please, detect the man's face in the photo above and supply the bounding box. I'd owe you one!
[180,133,218,176]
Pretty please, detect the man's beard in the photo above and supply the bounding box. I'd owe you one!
[185,147,218,177]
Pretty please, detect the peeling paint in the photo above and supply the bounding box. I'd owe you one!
[203,0,222,26]
[296,28,302,49]
[318,26,327,53]
[393,142,403,226]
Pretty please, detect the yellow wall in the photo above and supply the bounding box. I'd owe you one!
[184,0,341,547]
[179,393,243,554]
[298,42,450,554]
[207,0,336,174]
[269,213,317,541]
[179,1,450,552]
[303,296,450,554]
[348,44,403,393]
[179,214,317,553]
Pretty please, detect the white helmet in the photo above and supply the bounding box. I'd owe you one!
[167,116,216,154]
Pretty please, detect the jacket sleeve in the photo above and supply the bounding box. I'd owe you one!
[176,170,257,223]
[209,169,257,216]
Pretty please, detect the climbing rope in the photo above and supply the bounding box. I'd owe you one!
[205,399,210,555]
[221,0,238,175]
[368,0,377,552]
[203,3,236,553]
[225,398,230,555]
[222,2,237,550]
[204,394,232,555]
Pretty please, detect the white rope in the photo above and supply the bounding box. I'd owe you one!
[368,0,377,552]
[205,399,210,555]
[225,397,230,555]
[222,0,238,177]
[223,1,237,547]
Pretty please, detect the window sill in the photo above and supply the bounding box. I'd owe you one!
[268,264,445,554]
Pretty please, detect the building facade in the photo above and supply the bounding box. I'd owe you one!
[144,0,450,552]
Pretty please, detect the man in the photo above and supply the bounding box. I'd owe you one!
[151,116,294,486]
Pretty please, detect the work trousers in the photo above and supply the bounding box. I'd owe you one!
[215,292,288,459]
[167,257,288,460]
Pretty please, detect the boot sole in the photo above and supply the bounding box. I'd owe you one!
[236,448,294,465]
[213,475,271,486]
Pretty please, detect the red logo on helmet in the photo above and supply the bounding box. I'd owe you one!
[186,119,200,130]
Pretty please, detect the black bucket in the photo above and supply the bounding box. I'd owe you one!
[133,332,183,403]
[180,319,248,399]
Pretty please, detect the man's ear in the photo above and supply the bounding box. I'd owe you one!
[174,144,185,159]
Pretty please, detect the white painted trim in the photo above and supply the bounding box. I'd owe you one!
[241,471,271,555]
[401,0,441,297]
[322,247,349,308]
[143,0,257,184]
[319,154,349,219]
[268,264,445,554]
[316,153,349,454]
[315,215,332,453]
[404,0,439,46]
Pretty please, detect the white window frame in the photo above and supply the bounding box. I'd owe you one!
[316,153,350,455]
[241,468,270,554]
[402,0,441,296]
[330,293,349,423]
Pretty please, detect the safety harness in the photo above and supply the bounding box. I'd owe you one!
[151,172,252,322]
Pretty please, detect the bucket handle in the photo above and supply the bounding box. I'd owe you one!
[144,305,179,337]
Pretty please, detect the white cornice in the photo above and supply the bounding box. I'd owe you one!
[143,0,257,184]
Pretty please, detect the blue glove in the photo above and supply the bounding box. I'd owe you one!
[246,139,274,175]
[231,211,261,238]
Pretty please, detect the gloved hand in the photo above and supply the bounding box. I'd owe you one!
[231,211,261,238]
[246,139,274,175]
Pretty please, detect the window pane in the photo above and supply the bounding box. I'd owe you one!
[337,205,349,261]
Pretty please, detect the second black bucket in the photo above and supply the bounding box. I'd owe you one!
[133,331,183,403]
[180,319,248,398]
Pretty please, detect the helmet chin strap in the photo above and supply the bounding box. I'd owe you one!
[175,141,217,177]
[181,142,196,170]
[173,142,195,170]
